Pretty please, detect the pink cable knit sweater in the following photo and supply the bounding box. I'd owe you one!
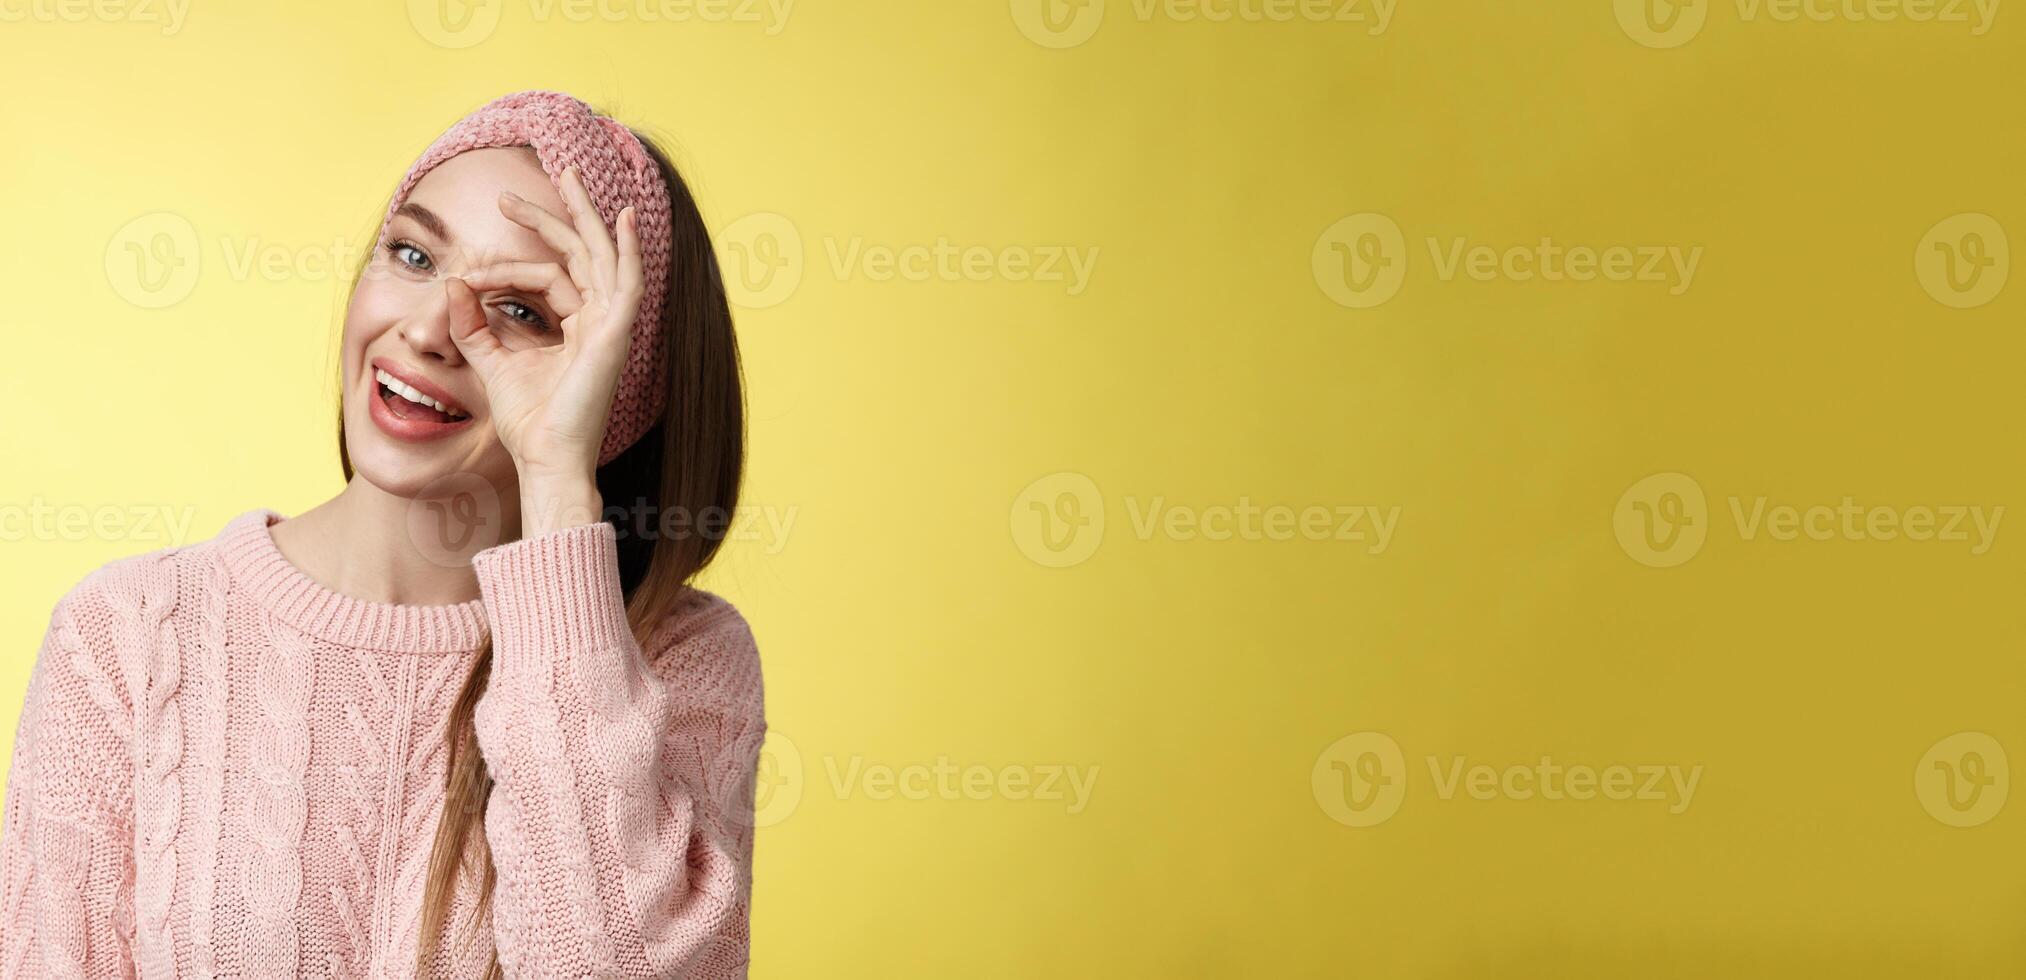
[0,508,766,978]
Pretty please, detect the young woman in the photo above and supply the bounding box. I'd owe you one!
[0,90,763,978]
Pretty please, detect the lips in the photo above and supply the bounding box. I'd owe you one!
[373,358,469,416]
[376,369,465,423]
[367,357,475,442]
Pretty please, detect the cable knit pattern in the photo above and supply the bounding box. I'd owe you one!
[471,519,765,978]
[0,507,765,978]
[328,647,393,979]
[382,652,469,973]
[183,551,230,980]
[4,560,141,978]
[241,610,312,976]
[116,553,182,978]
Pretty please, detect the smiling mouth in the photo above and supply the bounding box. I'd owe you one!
[375,368,471,424]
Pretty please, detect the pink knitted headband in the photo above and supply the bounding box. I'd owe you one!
[380,90,674,467]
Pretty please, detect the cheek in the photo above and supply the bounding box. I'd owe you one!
[342,277,424,367]
[339,286,391,410]
[346,275,411,336]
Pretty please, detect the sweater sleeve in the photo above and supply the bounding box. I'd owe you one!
[469,521,766,979]
[0,585,138,978]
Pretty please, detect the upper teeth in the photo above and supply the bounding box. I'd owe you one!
[376,368,465,417]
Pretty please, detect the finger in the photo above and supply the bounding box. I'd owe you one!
[557,308,632,396]
[457,261,587,318]
[443,278,504,375]
[558,165,619,288]
[615,206,644,315]
[497,190,598,291]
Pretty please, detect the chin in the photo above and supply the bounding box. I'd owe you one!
[345,403,513,504]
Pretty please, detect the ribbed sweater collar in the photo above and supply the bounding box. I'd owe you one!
[214,508,489,655]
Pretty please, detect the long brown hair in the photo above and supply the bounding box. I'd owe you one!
[334,122,744,977]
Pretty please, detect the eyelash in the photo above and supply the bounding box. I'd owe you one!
[384,238,432,273]
[499,300,551,332]
[381,238,552,332]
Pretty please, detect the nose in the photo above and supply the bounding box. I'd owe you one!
[394,279,468,366]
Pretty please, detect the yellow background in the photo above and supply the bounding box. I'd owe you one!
[3,1,2024,976]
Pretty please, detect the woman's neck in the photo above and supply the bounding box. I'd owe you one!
[268,476,523,607]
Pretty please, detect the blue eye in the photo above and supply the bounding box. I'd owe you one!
[383,239,432,272]
[499,299,551,332]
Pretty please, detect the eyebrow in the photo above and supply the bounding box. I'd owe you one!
[390,200,555,269]
[395,202,453,244]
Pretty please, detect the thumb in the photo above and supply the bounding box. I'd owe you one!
[443,278,502,377]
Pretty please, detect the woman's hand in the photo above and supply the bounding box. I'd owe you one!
[445,165,643,533]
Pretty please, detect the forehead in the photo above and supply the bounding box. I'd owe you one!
[400,146,567,262]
